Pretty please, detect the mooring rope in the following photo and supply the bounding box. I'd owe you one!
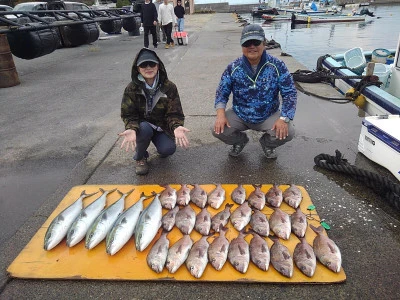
[314,150,400,210]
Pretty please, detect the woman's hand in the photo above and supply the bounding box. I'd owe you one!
[174,126,190,148]
[118,129,137,152]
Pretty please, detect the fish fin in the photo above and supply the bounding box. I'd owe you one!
[99,188,105,193]
[203,215,209,222]
[305,249,312,259]
[102,214,108,220]
[157,245,164,254]
[281,216,287,223]
[177,245,183,254]
[238,245,246,255]
[219,215,224,221]
[261,244,268,253]
[299,216,306,224]
[145,214,151,221]
[328,242,336,253]
[58,215,64,221]
[240,211,246,217]
[81,211,87,218]
[258,216,266,222]
[221,244,227,252]
[283,251,291,260]
[198,248,206,258]
[121,217,127,224]
[310,224,322,234]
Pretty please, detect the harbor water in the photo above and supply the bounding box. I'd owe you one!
[245,4,400,70]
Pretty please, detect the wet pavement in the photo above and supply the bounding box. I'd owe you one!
[0,13,399,300]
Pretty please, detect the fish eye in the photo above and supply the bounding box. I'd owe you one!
[70,230,74,235]
[234,262,239,266]
[212,258,215,262]
[190,266,194,271]
[326,262,331,267]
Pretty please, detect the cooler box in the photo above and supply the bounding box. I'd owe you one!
[358,115,400,181]
[173,31,188,45]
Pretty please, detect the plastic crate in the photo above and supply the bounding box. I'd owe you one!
[362,63,391,88]
[344,47,366,74]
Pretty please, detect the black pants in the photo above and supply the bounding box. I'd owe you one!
[143,25,157,48]
[162,22,173,45]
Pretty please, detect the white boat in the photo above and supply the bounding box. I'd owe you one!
[291,13,366,24]
[321,34,400,117]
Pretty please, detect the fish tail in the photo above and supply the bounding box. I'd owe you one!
[80,190,99,199]
[309,224,323,234]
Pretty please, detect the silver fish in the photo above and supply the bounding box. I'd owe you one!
[135,194,163,252]
[265,184,283,207]
[85,189,133,250]
[186,236,210,278]
[231,184,246,205]
[207,184,226,209]
[270,236,293,278]
[194,207,212,236]
[249,209,270,237]
[175,204,196,235]
[211,203,233,232]
[166,234,193,273]
[269,208,291,240]
[228,231,250,274]
[161,206,179,232]
[147,231,170,273]
[310,225,342,273]
[249,232,270,271]
[230,201,252,231]
[208,225,229,271]
[159,184,177,209]
[66,188,116,247]
[190,184,208,208]
[291,207,308,238]
[293,237,316,277]
[176,184,191,206]
[283,184,302,209]
[248,184,265,210]
[106,192,150,255]
[44,190,98,251]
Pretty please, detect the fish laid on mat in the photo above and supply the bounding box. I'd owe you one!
[106,192,150,255]
[249,209,269,237]
[186,236,210,278]
[135,194,162,252]
[228,231,250,274]
[176,184,191,206]
[293,237,316,277]
[231,184,246,205]
[248,184,265,210]
[190,184,208,208]
[283,184,302,208]
[85,189,133,250]
[161,206,180,232]
[147,231,170,273]
[207,184,226,209]
[208,225,229,271]
[249,231,270,271]
[230,201,252,231]
[66,188,117,247]
[175,204,196,235]
[159,184,177,209]
[290,207,308,238]
[310,224,342,273]
[270,235,293,278]
[44,190,98,251]
[265,184,283,207]
[194,207,212,236]
[211,203,233,232]
[269,207,291,240]
[166,234,193,273]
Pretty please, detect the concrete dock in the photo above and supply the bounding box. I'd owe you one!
[0,13,399,299]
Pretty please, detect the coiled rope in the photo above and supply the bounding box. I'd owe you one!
[314,150,400,210]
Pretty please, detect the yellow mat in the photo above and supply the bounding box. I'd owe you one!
[7,184,346,283]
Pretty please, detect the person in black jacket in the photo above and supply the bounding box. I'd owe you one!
[141,0,158,49]
[174,0,185,32]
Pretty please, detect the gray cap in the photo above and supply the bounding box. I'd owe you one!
[137,49,159,66]
[240,24,265,45]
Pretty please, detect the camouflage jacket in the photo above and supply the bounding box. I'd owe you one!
[121,48,185,138]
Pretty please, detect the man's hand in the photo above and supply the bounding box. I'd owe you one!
[153,21,157,26]
[272,119,289,140]
[118,129,137,152]
[213,108,230,134]
[174,126,190,148]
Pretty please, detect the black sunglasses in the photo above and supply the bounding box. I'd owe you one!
[242,39,263,48]
[138,61,158,68]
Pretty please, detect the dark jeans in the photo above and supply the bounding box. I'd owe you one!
[134,122,176,160]
[162,22,173,45]
[143,25,157,48]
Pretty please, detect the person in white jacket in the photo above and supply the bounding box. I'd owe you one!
[158,0,176,49]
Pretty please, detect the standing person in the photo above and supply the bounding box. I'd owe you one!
[140,0,158,49]
[174,0,185,32]
[184,0,189,14]
[119,48,190,175]
[158,0,175,49]
[212,24,297,159]
[154,0,166,43]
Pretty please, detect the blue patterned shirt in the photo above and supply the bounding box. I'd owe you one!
[215,51,297,124]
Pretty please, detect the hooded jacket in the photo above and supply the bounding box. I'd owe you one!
[121,48,185,137]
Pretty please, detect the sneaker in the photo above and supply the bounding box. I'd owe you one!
[165,44,169,49]
[135,158,149,175]
[228,137,249,157]
[261,145,277,159]
[170,42,174,48]
[154,45,157,48]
